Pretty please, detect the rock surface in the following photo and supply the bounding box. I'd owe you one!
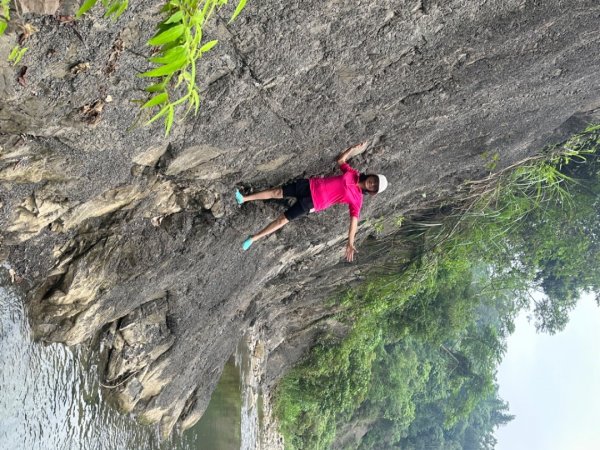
[1,0,599,439]
[15,0,60,15]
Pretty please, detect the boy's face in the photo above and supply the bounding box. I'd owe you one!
[365,175,379,194]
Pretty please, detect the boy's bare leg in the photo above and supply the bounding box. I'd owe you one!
[250,214,289,242]
[240,187,283,203]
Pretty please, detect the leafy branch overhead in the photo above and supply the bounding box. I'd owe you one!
[77,0,247,135]
[76,0,129,19]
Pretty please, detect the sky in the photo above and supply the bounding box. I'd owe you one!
[495,294,600,450]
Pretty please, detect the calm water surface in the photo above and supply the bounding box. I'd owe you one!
[0,281,255,450]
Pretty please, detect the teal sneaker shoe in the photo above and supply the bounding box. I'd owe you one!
[242,237,253,251]
[235,190,244,205]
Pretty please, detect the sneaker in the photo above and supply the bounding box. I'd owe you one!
[242,237,253,251]
[235,189,244,205]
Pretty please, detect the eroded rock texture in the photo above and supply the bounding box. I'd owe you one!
[1,0,599,437]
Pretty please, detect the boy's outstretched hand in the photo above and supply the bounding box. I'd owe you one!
[337,141,369,165]
[345,242,357,262]
[347,141,369,158]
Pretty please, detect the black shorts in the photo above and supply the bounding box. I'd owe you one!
[282,179,314,221]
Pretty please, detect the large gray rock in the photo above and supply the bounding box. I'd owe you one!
[1,0,599,438]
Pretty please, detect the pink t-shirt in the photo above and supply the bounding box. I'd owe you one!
[309,163,363,218]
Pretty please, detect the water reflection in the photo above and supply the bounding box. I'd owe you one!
[0,281,247,450]
[185,362,242,449]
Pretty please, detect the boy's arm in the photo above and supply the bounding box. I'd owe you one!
[336,141,368,166]
[345,216,359,262]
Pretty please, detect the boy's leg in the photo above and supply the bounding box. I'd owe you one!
[242,195,311,250]
[251,214,289,241]
[239,187,283,203]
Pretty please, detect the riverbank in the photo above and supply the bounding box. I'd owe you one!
[0,271,277,449]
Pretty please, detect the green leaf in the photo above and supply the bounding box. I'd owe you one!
[191,9,205,26]
[191,27,203,51]
[115,0,128,17]
[13,47,28,65]
[185,89,200,116]
[164,10,183,24]
[229,0,247,23]
[145,82,167,93]
[176,71,193,89]
[8,46,18,61]
[181,71,193,83]
[199,39,218,53]
[8,46,28,65]
[160,40,183,53]
[148,45,186,64]
[139,57,187,77]
[165,106,175,135]
[104,1,120,17]
[201,0,212,17]
[0,20,7,37]
[147,24,185,46]
[146,104,171,125]
[585,124,600,132]
[191,89,200,114]
[76,0,99,18]
[160,2,175,13]
[175,72,185,89]
[142,92,169,108]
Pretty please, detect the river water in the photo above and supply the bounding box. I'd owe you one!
[0,281,259,450]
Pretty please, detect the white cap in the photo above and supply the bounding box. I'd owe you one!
[376,174,388,193]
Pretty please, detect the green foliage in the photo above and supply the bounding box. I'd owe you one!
[365,217,385,234]
[276,323,383,450]
[0,0,10,36]
[481,151,500,172]
[397,388,513,450]
[76,0,248,135]
[455,129,600,332]
[76,0,128,19]
[275,250,507,449]
[138,0,247,135]
[7,44,27,65]
[393,214,405,228]
[274,127,600,449]
[1,2,29,62]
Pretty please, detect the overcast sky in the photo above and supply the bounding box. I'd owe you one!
[495,294,600,450]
